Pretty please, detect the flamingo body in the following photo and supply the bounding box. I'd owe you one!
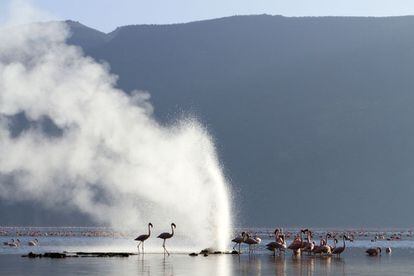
[28,239,39,246]
[366,247,381,256]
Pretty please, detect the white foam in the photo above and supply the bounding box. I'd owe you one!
[0,2,232,251]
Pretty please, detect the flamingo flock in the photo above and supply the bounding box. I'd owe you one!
[0,225,400,258]
[231,228,393,257]
[2,238,38,248]
[2,239,21,247]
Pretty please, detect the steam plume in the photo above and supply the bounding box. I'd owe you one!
[0,2,232,250]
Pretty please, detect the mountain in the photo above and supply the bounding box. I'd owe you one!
[4,15,414,227]
[65,20,107,51]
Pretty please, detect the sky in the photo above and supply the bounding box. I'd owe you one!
[1,0,414,32]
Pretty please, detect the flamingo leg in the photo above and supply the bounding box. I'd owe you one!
[137,241,142,254]
[162,239,170,256]
[162,239,165,255]
[238,243,241,254]
[142,241,145,254]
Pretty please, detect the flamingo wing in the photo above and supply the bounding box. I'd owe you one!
[332,246,345,254]
[157,232,172,239]
[135,234,149,241]
[232,237,243,243]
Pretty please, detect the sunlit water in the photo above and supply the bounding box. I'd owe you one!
[2,227,414,275]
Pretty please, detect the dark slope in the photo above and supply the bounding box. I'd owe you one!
[65,20,108,51]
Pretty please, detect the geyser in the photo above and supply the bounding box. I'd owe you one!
[0,4,232,250]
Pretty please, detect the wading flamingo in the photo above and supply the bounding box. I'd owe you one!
[157,223,176,256]
[243,233,259,254]
[302,230,314,255]
[266,228,287,256]
[231,232,246,254]
[332,235,347,257]
[288,229,304,255]
[134,223,153,254]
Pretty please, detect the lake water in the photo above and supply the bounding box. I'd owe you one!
[2,227,414,275]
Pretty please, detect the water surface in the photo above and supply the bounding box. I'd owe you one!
[2,227,414,275]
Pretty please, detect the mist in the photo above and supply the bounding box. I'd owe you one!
[0,2,232,251]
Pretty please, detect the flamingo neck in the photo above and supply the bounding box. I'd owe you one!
[171,225,174,236]
[148,225,151,236]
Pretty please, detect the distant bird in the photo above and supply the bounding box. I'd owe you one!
[8,239,20,247]
[332,235,347,257]
[157,223,176,256]
[366,247,381,256]
[385,247,392,254]
[134,223,153,254]
[243,233,259,254]
[231,232,246,254]
[3,239,13,246]
[28,239,39,246]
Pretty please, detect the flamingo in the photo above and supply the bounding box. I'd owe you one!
[366,247,381,256]
[266,228,287,256]
[9,239,20,247]
[302,230,314,255]
[28,239,39,246]
[288,229,304,255]
[243,233,259,254]
[231,232,246,254]
[313,233,331,256]
[312,240,324,255]
[157,223,176,256]
[321,233,332,255]
[3,239,13,246]
[134,223,153,254]
[332,235,346,257]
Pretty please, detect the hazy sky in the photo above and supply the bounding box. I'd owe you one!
[1,0,414,32]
